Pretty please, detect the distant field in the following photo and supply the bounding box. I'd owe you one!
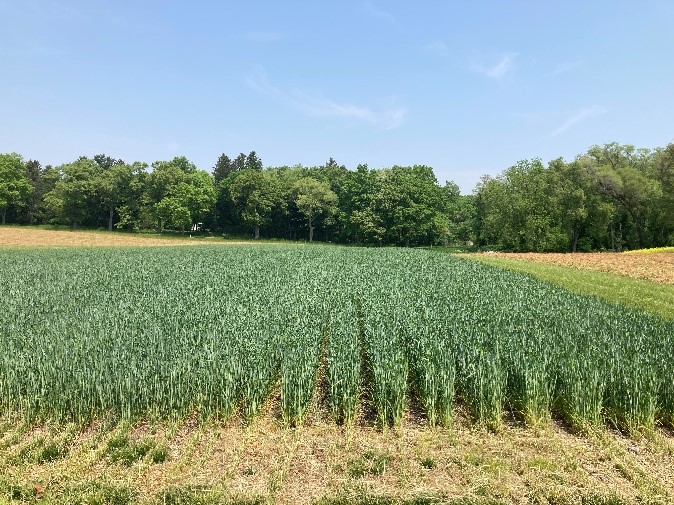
[473,252,674,285]
[0,226,254,247]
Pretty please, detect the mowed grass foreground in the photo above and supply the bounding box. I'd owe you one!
[1,246,673,433]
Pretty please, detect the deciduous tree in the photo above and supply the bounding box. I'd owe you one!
[292,177,338,242]
[0,153,32,225]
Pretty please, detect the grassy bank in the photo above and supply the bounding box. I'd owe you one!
[459,255,674,320]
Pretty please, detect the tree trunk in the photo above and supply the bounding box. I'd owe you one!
[156,218,162,234]
[571,226,579,252]
[617,222,623,252]
[610,223,616,251]
[1,209,5,225]
[254,224,260,239]
[108,208,114,232]
[309,216,314,242]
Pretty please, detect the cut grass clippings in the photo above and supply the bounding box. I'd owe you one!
[1,413,672,504]
[461,255,674,320]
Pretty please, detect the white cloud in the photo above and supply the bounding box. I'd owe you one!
[486,53,518,78]
[473,53,518,80]
[549,106,606,137]
[246,67,406,130]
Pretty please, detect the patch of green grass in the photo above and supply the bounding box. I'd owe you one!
[347,449,392,478]
[104,433,159,466]
[0,479,135,505]
[420,456,436,469]
[314,494,502,505]
[156,485,220,505]
[527,456,557,472]
[7,435,69,465]
[150,443,169,464]
[465,256,674,320]
[155,485,265,505]
[580,494,631,505]
[63,481,137,505]
[36,441,64,463]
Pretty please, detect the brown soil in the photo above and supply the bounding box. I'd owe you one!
[0,227,254,248]
[480,252,674,285]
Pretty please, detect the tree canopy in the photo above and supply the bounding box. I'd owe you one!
[3,141,673,251]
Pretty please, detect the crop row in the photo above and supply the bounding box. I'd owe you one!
[0,246,672,432]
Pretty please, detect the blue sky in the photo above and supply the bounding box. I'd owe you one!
[1,1,673,193]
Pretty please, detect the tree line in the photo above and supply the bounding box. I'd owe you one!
[0,142,672,250]
[475,142,674,251]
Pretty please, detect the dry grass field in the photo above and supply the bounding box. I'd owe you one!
[2,409,674,505]
[478,252,674,285]
[0,227,250,248]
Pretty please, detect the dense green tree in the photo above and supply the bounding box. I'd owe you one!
[444,182,475,245]
[154,196,191,231]
[375,165,451,246]
[231,153,247,173]
[244,151,263,172]
[292,177,338,242]
[93,154,124,170]
[229,169,281,238]
[586,143,661,249]
[213,154,233,183]
[650,144,674,245]
[96,162,147,231]
[23,159,44,224]
[147,159,215,232]
[43,157,101,228]
[0,153,33,225]
[114,163,148,231]
[147,157,192,232]
[181,170,217,228]
[475,159,566,251]
[340,164,384,244]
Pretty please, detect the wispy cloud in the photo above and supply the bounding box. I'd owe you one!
[548,60,584,77]
[364,1,396,25]
[487,53,517,79]
[241,31,286,43]
[549,106,606,137]
[424,40,448,55]
[473,53,518,80]
[246,67,406,130]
